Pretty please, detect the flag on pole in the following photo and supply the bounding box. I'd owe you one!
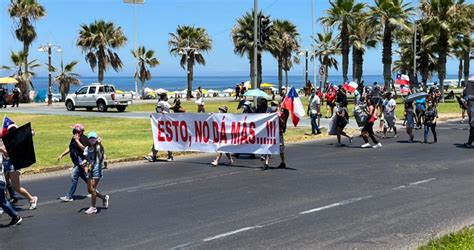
[281,87,305,127]
[396,74,410,86]
[2,122,36,170]
[1,116,15,137]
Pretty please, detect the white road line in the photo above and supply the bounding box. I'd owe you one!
[202,227,255,242]
[392,185,406,190]
[299,196,373,215]
[409,178,436,186]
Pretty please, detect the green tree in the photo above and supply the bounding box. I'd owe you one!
[169,25,212,100]
[1,51,41,98]
[53,60,81,101]
[8,0,46,99]
[313,32,341,85]
[370,0,413,90]
[132,46,160,99]
[320,0,366,82]
[77,20,128,83]
[268,19,300,92]
[349,14,380,84]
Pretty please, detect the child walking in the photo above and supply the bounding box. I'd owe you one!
[403,101,417,143]
[83,132,109,214]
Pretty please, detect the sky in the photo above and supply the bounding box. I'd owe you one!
[0,0,472,79]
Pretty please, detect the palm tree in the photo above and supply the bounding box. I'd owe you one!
[421,0,467,100]
[313,32,341,85]
[53,60,81,101]
[8,0,46,100]
[77,20,128,83]
[349,15,380,84]
[132,46,160,99]
[268,19,300,92]
[169,25,212,100]
[232,11,270,88]
[370,0,413,90]
[1,51,41,98]
[320,0,366,82]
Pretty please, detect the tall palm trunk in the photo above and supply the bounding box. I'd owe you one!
[341,21,349,82]
[438,29,448,101]
[463,36,471,90]
[457,59,463,88]
[257,52,262,88]
[285,69,289,90]
[141,79,146,99]
[382,25,393,91]
[352,46,356,82]
[324,64,329,85]
[277,57,283,93]
[249,56,255,88]
[187,57,194,100]
[354,49,364,84]
[98,46,105,83]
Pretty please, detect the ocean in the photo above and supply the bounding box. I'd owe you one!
[29,74,460,94]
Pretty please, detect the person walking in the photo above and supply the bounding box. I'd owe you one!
[308,89,322,135]
[146,93,173,162]
[382,92,398,139]
[211,106,234,167]
[235,84,241,100]
[196,86,205,113]
[57,124,89,202]
[464,101,474,148]
[263,101,287,170]
[415,97,426,129]
[361,98,382,148]
[83,132,109,214]
[403,101,417,143]
[0,149,22,226]
[325,87,336,118]
[423,102,438,144]
[335,99,352,147]
[1,124,38,210]
[12,86,20,108]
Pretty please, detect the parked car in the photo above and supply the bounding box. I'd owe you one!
[65,84,133,112]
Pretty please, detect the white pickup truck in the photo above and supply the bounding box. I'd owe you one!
[65,84,133,112]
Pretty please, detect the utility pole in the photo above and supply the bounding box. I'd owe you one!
[124,0,144,100]
[38,43,61,106]
[311,0,317,89]
[253,0,258,106]
[413,23,417,84]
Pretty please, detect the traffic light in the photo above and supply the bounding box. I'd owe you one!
[259,15,271,45]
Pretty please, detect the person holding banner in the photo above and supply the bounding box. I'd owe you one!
[263,101,287,170]
[83,132,109,214]
[1,124,38,210]
[146,93,174,162]
[211,106,234,167]
[196,86,205,113]
[0,150,22,226]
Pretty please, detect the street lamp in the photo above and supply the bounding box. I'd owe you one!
[38,43,61,105]
[298,49,309,85]
[124,0,144,100]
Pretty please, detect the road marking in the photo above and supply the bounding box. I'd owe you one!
[202,227,255,242]
[409,178,436,186]
[392,185,406,190]
[299,196,373,215]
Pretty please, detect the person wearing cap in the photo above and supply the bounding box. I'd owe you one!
[57,124,89,202]
[146,94,174,162]
[1,124,38,210]
[83,131,109,214]
[211,106,234,167]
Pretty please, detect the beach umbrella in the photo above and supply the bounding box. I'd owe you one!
[404,92,428,102]
[243,89,270,98]
[179,89,188,94]
[223,88,234,93]
[0,77,18,84]
[243,81,252,89]
[156,88,168,94]
[261,83,274,88]
[207,89,218,94]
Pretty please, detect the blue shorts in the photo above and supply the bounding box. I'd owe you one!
[88,163,103,179]
[2,159,16,172]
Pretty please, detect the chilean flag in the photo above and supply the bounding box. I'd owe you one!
[1,116,15,137]
[396,74,410,86]
[281,87,305,127]
[343,81,358,93]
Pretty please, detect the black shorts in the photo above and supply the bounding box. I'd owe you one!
[327,101,335,108]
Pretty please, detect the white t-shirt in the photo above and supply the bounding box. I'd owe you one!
[383,98,396,117]
[157,100,171,113]
[310,95,321,114]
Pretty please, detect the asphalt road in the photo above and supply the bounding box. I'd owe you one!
[0,120,472,249]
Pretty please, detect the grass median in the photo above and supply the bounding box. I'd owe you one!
[2,113,329,172]
[419,227,474,249]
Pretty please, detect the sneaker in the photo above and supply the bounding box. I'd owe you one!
[464,143,472,148]
[87,193,92,198]
[167,156,173,162]
[361,143,371,148]
[103,195,109,209]
[316,131,322,135]
[262,163,269,171]
[211,160,218,167]
[9,197,18,204]
[59,196,73,202]
[260,156,266,161]
[29,196,38,210]
[85,207,97,214]
[278,163,286,169]
[372,143,382,149]
[8,216,22,226]
[0,208,3,215]
[349,137,353,144]
[144,155,156,162]
[228,158,234,165]
[394,134,398,138]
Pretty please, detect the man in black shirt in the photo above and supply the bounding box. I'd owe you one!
[57,124,89,202]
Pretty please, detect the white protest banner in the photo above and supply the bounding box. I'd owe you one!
[150,113,280,154]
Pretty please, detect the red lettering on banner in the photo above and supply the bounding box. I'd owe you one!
[165,121,173,142]
[220,120,227,144]
[212,121,219,143]
[195,121,203,142]
[240,122,248,144]
[172,121,180,141]
[249,122,256,144]
[157,121,165,142]
[231,122,241,144]
[179,121,188,142]
[203,121,210,143]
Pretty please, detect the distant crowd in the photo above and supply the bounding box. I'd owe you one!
[0,86,21,108]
